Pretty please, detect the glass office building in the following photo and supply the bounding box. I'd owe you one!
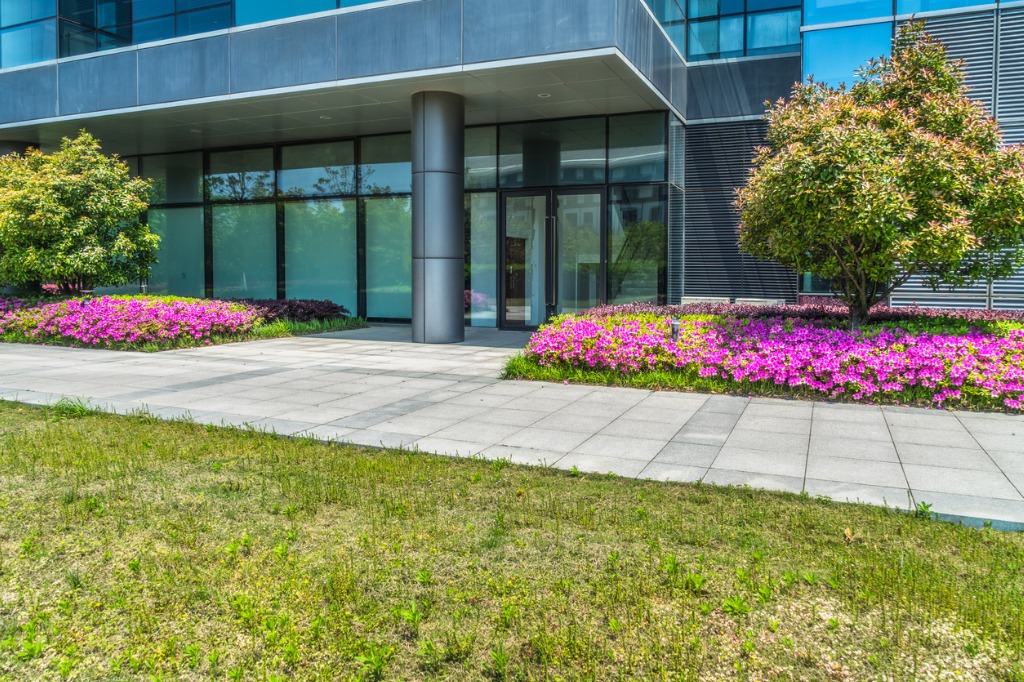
[0,0,1019,339]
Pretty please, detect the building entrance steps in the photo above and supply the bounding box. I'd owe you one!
[1,324,1023,530]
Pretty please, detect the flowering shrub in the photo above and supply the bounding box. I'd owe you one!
[0,296,260,347]
[241,298,350,323]
[525,313,1024,410]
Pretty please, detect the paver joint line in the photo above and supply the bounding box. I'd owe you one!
[1,324,1023,525]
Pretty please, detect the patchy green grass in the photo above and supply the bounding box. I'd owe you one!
[0,401,1022,680]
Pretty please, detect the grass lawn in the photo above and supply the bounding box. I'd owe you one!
[0,402,1022,680]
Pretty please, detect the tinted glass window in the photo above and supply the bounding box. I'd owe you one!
[804,23,893,87]
[144,152,204,204]
[0,19,56,68]
[608,185,667,305]
[746,9,799,55]
[207,148,274,201]
[280,141,356,197]
[465,126,497,191]
[609,112,667,183]
[132,0,174,20]
[688,15,743,60]
[235,0,335,25]
[1,0,55,28]
[284,199,358,310]
[499,118,606,188]
[804,0,892,26]
[175,4,229,35]
[897,0,989,12]
[359,134,411,195]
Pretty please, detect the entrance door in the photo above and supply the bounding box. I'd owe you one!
[501,189,603,328]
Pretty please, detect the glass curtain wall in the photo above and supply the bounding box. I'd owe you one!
[0,1,56,68]
[140,133,410,318]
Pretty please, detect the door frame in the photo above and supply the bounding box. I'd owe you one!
[498,187,607,330]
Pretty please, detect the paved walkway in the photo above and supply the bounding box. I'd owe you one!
[1,325,1023,529]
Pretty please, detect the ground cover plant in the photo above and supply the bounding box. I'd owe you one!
[0,295,362,351]
[505,302,1024,412]
[0,401,1021,680]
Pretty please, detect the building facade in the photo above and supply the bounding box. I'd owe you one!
[0,0,1019,340]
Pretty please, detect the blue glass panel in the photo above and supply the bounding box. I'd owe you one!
[647,0,683,22]
[280,140,356,197]
[176,0,223,9]
[1,0,54,29]
[235,0,336,25]
[687,15,742,60]
[689,0,743,18]
[0,19,56,68]
[339,0,380,7]
[747,0,798,10]
[746,9,799,55]
[132,15,173,41]
[803,23,893,87]
[804,0,892,26]
[175,5,229,35]
[897,0,989,12]
[132,0,174,20]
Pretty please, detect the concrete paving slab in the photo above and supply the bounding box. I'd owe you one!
[3,323,1024,524]
[904,465,1023,501]
[805,455,908,488]
[638,462,707,483]
[809,434,899,461]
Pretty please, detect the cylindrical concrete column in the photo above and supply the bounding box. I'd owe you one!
[411,91,465,344]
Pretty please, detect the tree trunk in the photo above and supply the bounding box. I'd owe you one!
[848,303,870,329]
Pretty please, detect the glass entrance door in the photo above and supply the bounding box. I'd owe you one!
[501,190,603,328]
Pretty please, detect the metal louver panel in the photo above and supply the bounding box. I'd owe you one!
[992,270,1024,309]
[903,12,996,111]
[997,8,1024,124]
[668,118,686,304]
[890,275,989,309]
[683,121,797,302]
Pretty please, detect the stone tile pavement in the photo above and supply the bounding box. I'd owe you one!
[1,324,1023,529]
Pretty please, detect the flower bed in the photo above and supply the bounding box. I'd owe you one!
[0,295,359,350]
[518,309,1024,411]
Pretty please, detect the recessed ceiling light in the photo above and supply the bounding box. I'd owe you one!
[319,115,332,120]
[189,128,201,133]
[537,93,551,98]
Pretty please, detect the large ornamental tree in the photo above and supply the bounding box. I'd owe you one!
[0,132,156,293]
[736,23,1024,327]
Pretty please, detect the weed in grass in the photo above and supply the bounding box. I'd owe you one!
[354,641,393,681]
[442,630,476,663]
[723,595,751,616]
[916,500,935,519]
[397,601,424,638]
[51,397,96,419]
[684,572,707,594]
[485,642,511,680]
[417,639,442,673]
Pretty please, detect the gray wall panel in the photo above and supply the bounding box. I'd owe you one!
[671,56,686,114]
[230,17,336,93]
[687,57,799,121]
[0,65,58,124]
[338,0,461,78]
[59,52,137,115]
[139,36,229,105]
[463,0,616,63]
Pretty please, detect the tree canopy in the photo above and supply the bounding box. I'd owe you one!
[0,131,156,292]
[736,23,1024,326]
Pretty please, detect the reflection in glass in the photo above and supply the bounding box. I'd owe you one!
[359,134,411,195]
[556,192,602,314]
[175,5,230,36]
[499,118,606,188]
[746,9,799,55]
[608,185,667,305]
[280,141,356,197]
[465,193,497,327]
[609,112,667,183]
[804,0,891,26]
[284,200,357,310]
[235,0,335,25]
[503,194,546,327]
[208,148,274,201]
[365,196,411,318]
[803,23,893,87]
[897,0,989,12]
[212,203,277,299]
[147,207,205,297]
[688,16,743,60]
[1,0,54,28]
[0,19,56,68]
[465,126,497,190]
[144,152,203,205]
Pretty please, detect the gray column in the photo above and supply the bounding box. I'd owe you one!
[411,91,465,344]
[0,141,30,156]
